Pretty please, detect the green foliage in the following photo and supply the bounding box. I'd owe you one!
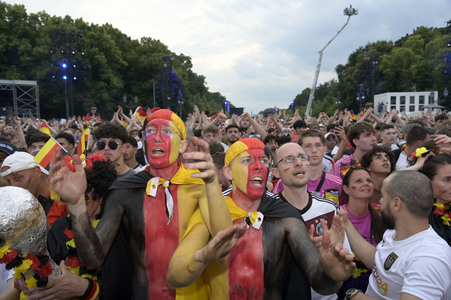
[335,26,451,112]
[0,1,230,120]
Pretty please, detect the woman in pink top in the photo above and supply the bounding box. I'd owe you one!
[337,167,384,299]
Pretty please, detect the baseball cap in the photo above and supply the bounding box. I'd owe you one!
[0,141,17,155]
[324,132,337,139]
[0,151,49,176]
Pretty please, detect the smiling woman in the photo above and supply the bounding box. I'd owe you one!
[339,166,384,298]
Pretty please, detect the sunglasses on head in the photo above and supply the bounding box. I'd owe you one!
[97,140,120,150]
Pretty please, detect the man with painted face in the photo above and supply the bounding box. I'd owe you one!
[167,138,355,299]
[48,109,232,300]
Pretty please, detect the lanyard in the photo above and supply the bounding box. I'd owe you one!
[315,171,326,193]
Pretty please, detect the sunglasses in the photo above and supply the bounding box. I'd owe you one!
[97,140,120,150]
[326,136,337,141]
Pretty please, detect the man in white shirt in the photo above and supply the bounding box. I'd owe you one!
[378,124,399,151]
[342,171,451,299]
[393,125,430,171]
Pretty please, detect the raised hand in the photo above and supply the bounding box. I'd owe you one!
[194,223,247,264]
[49,149,87,206]
[183,137,216,184]
[318,218,355,281]
[27,261,89,300]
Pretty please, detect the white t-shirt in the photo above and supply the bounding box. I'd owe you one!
[395,152,409,171]
[0,265,13,293]
[366,227,451,299]
[322,155,334,174]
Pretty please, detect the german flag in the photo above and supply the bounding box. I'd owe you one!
[133,106,147,124]
[76,128,90,156]
[40,123,51,136]
[34,137,66,169]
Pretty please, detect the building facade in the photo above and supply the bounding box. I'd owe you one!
[373,91,439,115]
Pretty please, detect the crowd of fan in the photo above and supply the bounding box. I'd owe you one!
[0,103,450,299]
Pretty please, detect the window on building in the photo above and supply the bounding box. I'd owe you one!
[400,96,406,105]
[410,96,415,104]
[419,96,425,104]
[409,105,415,111]
[391,96,397,105]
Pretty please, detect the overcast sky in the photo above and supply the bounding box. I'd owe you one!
[5,0,451,113]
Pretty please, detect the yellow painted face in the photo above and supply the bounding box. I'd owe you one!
[229,149,269,199]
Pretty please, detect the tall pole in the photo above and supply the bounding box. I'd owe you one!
[305,5,358,117]
[153,79,156,107]
[64,80,69,119]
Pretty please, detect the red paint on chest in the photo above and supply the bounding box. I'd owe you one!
[229,219,264,300]
[144,185,179,299]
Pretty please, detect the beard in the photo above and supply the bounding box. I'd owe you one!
[381,206,395,230]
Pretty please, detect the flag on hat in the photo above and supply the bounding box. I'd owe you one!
[34,137,66,169]
[40,123,51,136]
[133,106,147,124]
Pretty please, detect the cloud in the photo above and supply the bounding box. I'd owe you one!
[6,0,451,113]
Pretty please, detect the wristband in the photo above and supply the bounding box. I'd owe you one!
[79,278,100,300]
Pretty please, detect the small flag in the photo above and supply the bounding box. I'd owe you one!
[76,128,90,156]
[40,123,51,136]
[34,137,66,169]
[133,106,147,123]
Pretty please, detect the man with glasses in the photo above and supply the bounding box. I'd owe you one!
[272,142,352,299]
[171,138,354,299]
[49,109,232,299]
[92,122,135,178]
[325,131,338,156]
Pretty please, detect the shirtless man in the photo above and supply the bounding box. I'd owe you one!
[167,138,355,299]
[49,109,232,299]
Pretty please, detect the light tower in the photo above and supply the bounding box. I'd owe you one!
[305,5,358,117]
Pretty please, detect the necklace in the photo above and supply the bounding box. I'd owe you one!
[0,241,55,288]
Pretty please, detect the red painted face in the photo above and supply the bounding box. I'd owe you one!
[145,119,183,168]
[231,148,269,199]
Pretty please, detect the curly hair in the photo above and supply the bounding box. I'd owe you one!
[92,122,129,144]
[85,159,117,201]
[360,145,395,174]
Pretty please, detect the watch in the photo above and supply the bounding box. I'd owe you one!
[345,288,363,299]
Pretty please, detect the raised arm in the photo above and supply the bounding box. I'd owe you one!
[332,125,348,162]
[339,208,376,269]
[241,112,267,139]
[183,137,232,236]
[13,116,26,148]
[49,150,123,269]
[166,137,242,289]
[286,217,355,295]
[167,222,246,289]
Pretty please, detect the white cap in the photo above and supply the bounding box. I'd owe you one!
[0,151,49,177]
[324,132,337,139]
